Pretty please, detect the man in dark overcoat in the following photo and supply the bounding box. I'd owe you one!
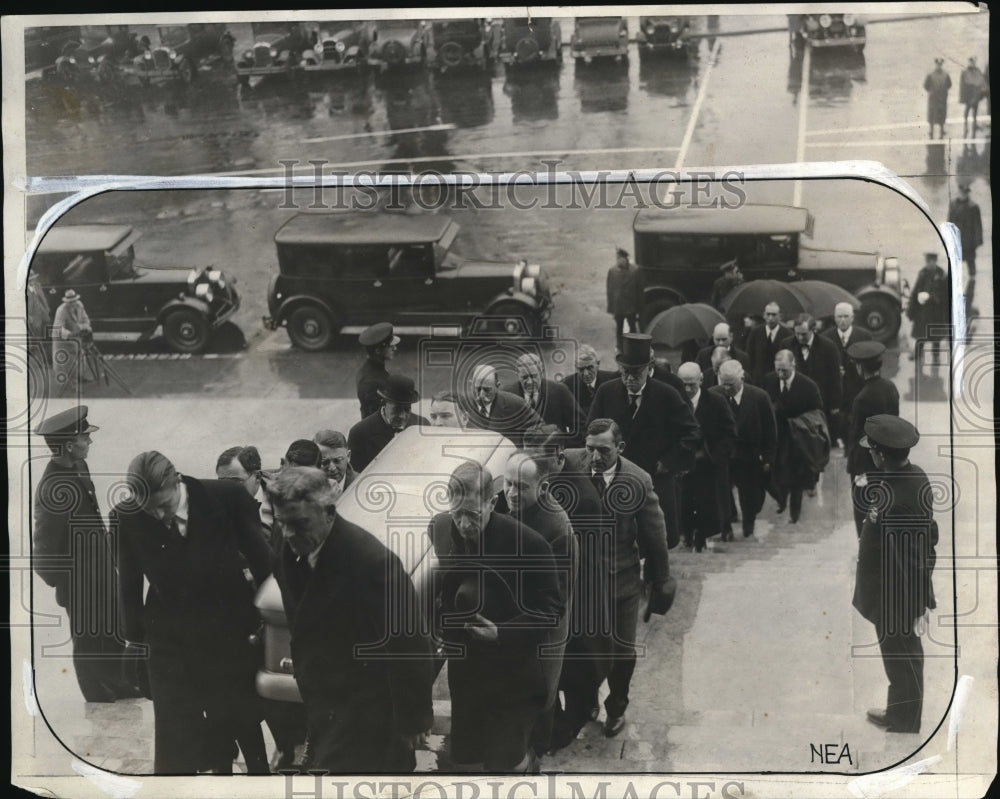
[695,322,750,372]
[507,352,584,444]
[461,364,542,447]
[348,375,428,473]
[948,181,983,276]
[561,344,617,419]
[267,467,434,772]
[791,313,842,427]
[923,57,952,138]
[821,302,872,448]
[606,247,642,350]
[907,252,950,370]
[355,322,400,419]
[853,416,937,734]
[746,302,793,385]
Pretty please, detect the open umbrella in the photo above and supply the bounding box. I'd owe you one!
[647,303,726,348]
[721,279,860,320]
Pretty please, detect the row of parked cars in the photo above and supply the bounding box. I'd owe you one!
[28,201,904,356]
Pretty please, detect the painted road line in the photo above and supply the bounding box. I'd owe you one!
[300,123,456,144]
[807,116,992,137]
[806,138,990,148]
[674,39,722,170]
[792,44,812,208]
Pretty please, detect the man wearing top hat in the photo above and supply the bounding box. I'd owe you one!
[923,57,952,139]
[588,334,701,548]
[709,258,744,311]
[355,322,400,420]
[33,406,140,702]
[844,342,900,537]
[907,253,950,370]
[348,374,428,473]
[852,415,937,734]
[606,248,642,351]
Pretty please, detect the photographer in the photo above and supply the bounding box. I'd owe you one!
[51,289,97,390]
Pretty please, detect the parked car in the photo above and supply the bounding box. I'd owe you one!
[126,23,235,84]
[264,211,554,350]
[235,21,316,79]
[301,21,372,72]
[428,19,491,73]
[497,17,562,66]
[25,26,82,74]
[367,19,428,72]
[570,16,629,63]
[788,14,866,57]
[50,24,138,84]
[254,426,516,703]
[632,204,904,341]
[636,16,698,58]
[30,224,240,353]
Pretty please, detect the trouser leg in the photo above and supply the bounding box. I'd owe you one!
[604,593,640,719]
[789,485,803,522]
[877,624,924,732]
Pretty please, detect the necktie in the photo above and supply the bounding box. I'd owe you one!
[591,473,606,499]
[769,329,775,343]
[479,402,488,418]
[628,393,639,416]
[841,333,848,347]
[528,391,536,408]
[167,518,182,540]
[802,346,810,360]
[781,379,788,394]
[730,396,738,413]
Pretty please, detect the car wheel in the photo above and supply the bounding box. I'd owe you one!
[639,297,676,331]
[163,308,210,353]
[858,295,901,343]
[481,302,541,338]
[287,304,336,351]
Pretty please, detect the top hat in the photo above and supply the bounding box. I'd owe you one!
[377,374,420,405]
[35,406,99,437]
[62,289,81,303]
[616,334,653,368]
[359,322,400,349]
[860,414,920,450]
[846,341,886,362]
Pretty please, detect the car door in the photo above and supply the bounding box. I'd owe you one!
[384,243,440,323]
[736,233,800,282]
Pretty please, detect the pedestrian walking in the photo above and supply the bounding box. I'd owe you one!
[923,57,952,139]
[959,57,987,131]
[561,344,617,419]
[462,364,542,446]
[348,375,428,473]
[746,302,794,385]
[791,313,842,428]
[430,461,564,772]
[355,322,400,419]
[821,302,872,448]
[312,429,357,500]
[508,352,584,442]
[33,407,141,703]
[112,451,272,774]
[853,415,937,734]
[948,181,983,277]
[844,342,900,537]
[711,361,777,539]
[51,289,97,392]
[906,253,950,370]
[695,322,750,372]
[267,467,434,772]
[606,248,642,351]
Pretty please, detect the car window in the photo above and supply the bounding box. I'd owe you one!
[387,244,433,277]
[107,249,137,280]
[62,254,105,285]
[281,244,389,280]
[650,235,733,268]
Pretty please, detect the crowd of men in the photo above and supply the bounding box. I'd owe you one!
[31,295,938,775]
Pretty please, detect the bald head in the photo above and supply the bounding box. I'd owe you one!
[712,323,732,347]
[718,359,744,395]
[678,361,703,399]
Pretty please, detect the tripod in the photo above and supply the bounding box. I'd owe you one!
[55,338,133,397]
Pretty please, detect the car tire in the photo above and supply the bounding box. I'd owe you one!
[482,301,541,338]
[639,297,677,331]
[163,308,210,353]
[287,304,336,351]
[858,294,901,343]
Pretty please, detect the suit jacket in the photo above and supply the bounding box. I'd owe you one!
[507,378,584,442]
[462,389,542,446]
[113,476,272,656]
[562,369,617,417]
[846,376,900,476]
[763,371,823,441]
[587,377,701,478]
[652,362,686,396]
[792,334,842,416]
[274,516,434,772]
[695,345,750,373]
[355,358,390,420]
[348,411,428,473]
[689,389,737,467]
[562,452,670,600]
[702,367,719,390]
[746,324,794,385]
[710,383,777,467]
[822,325,873,412]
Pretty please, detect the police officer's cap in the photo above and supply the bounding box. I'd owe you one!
[35,406,99,437]
[359,322,400,348]
[923,252,939,263]
[719,258,739,273]
[615,247,629,258]
[860,414,919,450]
[846,341,885,362]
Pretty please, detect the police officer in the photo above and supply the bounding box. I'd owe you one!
[907,253,949,371]
[844,342,900,536]
[853,415,937,734]
[355,323,400,419]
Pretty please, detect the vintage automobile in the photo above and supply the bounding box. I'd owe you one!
[30,224,240,353]
[788,14,866,57]
[264,211,554,350]
[51,25,138,84]
[632,204,904,342]
[427,18,490,73]
[235,21,316,79]
[254,426,516,703]
[367,19,428,72]
[25,26,82,74]
[497,17,562,67]
[126,22,235,84]
[636,16,698,58]
[301,21,372,72]
[570,16,629,63]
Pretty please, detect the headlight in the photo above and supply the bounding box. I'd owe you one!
[194,283,214,302]
[819,14,832,28]
[187,270,199,284]
[243,49,253,60]
[144,51,152,60]
[884,257,900,287]
[645,23,655,35]
[335,40,346,52]
[207,269,223,283]
[843,14,856,25]
[88,56,96,64]
[168,49,177,60]
[270,48,278,57]
[68,57,77,64]
[521,276,536,295]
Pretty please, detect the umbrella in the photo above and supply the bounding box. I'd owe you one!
[647,303,726,348]
[721,279,860,320]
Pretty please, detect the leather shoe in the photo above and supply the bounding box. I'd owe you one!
[866,708,891,728]
[604,714,625,737]
[775,500,786,513]
[588,706,601,722]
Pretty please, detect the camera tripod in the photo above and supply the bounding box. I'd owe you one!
[55,339,133,397]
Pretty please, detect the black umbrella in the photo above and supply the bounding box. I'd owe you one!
[647,303,726,348]
[721,279,860,319]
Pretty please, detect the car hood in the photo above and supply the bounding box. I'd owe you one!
[252,33,288,46]
[446,260,516,279]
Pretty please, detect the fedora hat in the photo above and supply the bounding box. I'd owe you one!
[615,334,653,368]
[62,289,81,303]
[377,374,420,405]
[442,564,519,627]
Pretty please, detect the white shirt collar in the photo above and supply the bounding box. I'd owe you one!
[840,326,852,342]
[783,372,796,388]
[174,480,189,537]
[690,389,702,409]
[733,386,744,405]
